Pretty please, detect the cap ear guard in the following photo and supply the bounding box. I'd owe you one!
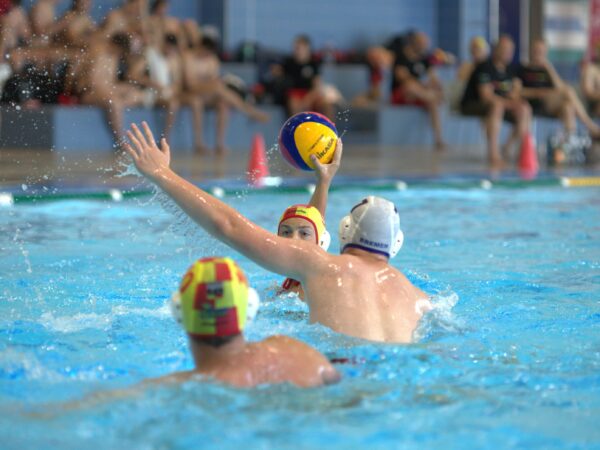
[170,291,183,325]
[246,287,260,323]
[389,229,404,258]
[320,229,331,251]
[338,214,353,252]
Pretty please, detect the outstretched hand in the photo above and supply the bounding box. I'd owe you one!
[311,138,343,184]
[123,121,171,181]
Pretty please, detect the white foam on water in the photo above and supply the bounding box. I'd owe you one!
[40,303,171,333]
[0,349,63,381]
[413,291,464,341]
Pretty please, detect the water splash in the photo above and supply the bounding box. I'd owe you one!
[413,291,464,341]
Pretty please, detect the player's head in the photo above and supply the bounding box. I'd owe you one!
[494,34,515,64]
[278,205,330,250]
[170,257,260,348]
[339,196,403,259]
[470,36,489,63]
[530,39,547,64]
[293,34,312,61]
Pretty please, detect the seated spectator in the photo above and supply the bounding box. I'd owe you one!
[126,32,182,141]
[581,44,600,117]
[53,0,96,47]
[0,0,31,56]
[182,31,269,155]
[101,0,147,38]
[447,36,490,112]
[77,33,147,143]
[457,36,490,82]
[280,35,336,120]
[391,31,446,150]
[29,0,63,45]
[147,0,185,52]
[520,39,600,137]
[460,35,531,168]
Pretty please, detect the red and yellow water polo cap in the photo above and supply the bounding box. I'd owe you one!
[173,257,259,338]
[278,204,330,249]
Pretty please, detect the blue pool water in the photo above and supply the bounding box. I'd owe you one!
[0,186,599,449]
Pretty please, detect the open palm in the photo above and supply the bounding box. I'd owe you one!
[124,122,171,181]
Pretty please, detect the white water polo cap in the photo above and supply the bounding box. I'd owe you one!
[339,196,404,258]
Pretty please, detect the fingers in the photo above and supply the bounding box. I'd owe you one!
[141,121,156,146]
[131,123,147,148]
[311,153,323,171]
[160,138,170,159]
[123,143,139,162]
[126,130,141,155]
[333,138,343,164]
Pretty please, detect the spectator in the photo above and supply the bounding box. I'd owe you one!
[581,44,600,117]
[0,0,31,56]
[29,0,62,45]
[53,0,96,47]
[457,36,490,82]
[147,0,184,52]
[126,32,181,141]
[77,33,147,143]
[520,39,600,137]
[460,35,531,169]
[182,32,269,155]
[391,31,446,150]
[280,35,336,119]
[101,0,147,38]
[446,36,490,112]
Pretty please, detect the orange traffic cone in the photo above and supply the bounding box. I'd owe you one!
[247,133,269,186]
[519,132,538,179]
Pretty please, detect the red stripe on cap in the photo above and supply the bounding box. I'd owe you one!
[214,262,232,281]
[215,308,240,336]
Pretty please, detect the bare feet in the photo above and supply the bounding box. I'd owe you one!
[489,154,506,171]
[195,143,209,155]
[215,144,230,156]
[434,140,447,152]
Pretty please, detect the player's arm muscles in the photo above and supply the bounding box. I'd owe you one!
[125,122,327,282]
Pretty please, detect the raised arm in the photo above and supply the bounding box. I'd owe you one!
[124,122,329,281]
[308,139,342,218]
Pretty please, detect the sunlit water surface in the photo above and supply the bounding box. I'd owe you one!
[1,187,599,449]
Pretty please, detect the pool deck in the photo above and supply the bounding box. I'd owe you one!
[1,145,599,195]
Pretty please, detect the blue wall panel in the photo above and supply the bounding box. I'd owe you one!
[224,0,437,52]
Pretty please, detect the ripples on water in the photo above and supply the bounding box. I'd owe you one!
[1,187,599,449]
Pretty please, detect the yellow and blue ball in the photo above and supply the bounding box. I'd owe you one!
[278,112,338,171]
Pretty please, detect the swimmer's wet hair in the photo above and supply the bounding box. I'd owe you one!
[190,334,240,348]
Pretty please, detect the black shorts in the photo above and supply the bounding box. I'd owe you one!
[527,99,556,118]
[460,100,516,123]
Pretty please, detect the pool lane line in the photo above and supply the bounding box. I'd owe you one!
[4,176,599,204]
[560,176,600,187]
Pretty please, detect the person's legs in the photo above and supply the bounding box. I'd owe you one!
[563,86,600,134]
[403,81,445,149]
[213,81,269,122]
[215,98,230,155]
[162,96,179,141]
[186,95,208,155]
[484,99,505,167]
[304,89,335,120]
[502,100,531,161]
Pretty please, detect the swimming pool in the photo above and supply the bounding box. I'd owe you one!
[1,183,599,449]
